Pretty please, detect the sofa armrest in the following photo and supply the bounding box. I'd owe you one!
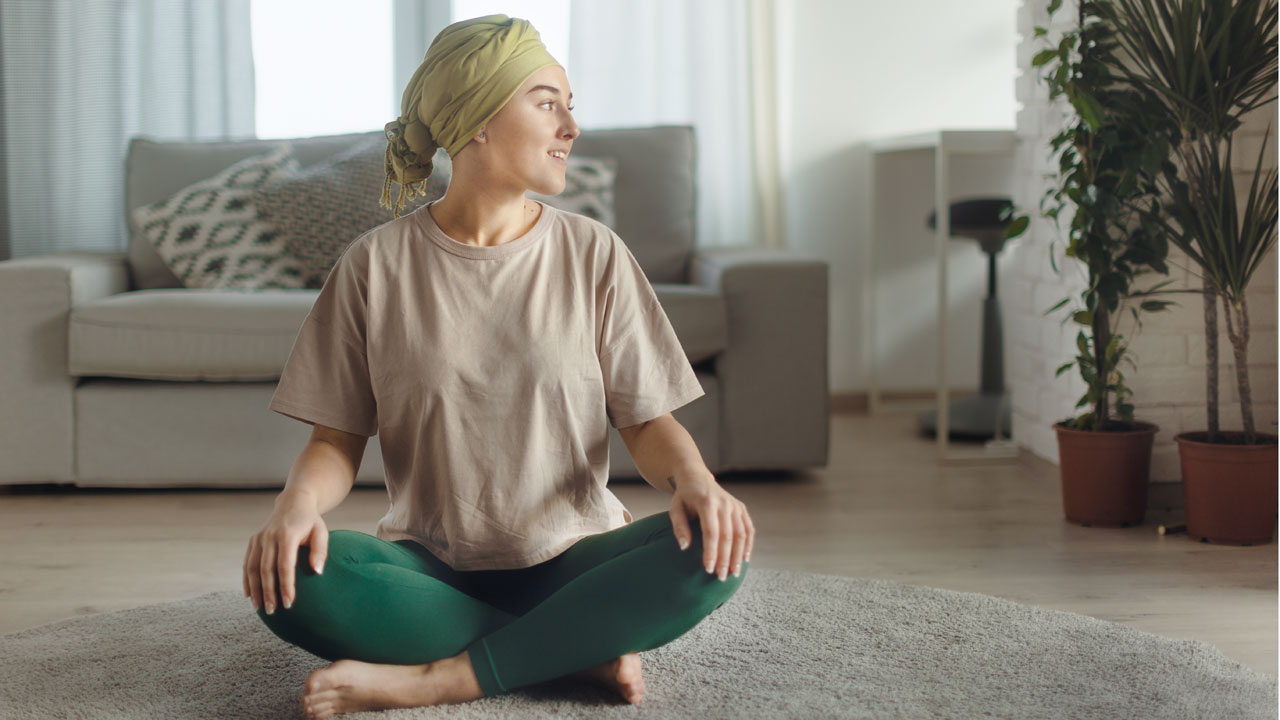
[690,247,829,470]
[0,251,131,483]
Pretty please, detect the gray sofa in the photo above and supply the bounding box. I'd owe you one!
[0,124,829,488]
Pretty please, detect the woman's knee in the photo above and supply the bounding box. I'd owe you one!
[257,530,366,627]
[649,514,748,604]
[254,537,368,660]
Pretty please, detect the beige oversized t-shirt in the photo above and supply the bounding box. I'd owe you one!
[268,199,705,571]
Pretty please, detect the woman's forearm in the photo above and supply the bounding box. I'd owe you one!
[628,414,715,494]
[275,439,360,516]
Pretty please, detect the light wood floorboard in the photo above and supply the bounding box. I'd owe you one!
[1,411,1275,677]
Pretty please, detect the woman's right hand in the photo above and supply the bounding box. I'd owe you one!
[243,494,329,615]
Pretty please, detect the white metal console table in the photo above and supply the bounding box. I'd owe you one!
[866,129,1018,465]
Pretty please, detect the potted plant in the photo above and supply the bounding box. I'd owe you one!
[1009,0,1185,527]
[1106,0,1279,545]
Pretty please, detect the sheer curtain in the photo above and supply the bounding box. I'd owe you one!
[0,0,255,261]
[390,0,452,118]
[566,0,759,249]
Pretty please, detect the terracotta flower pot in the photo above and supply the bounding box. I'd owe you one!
[1175,431,1278,546]
[1054,421,1159,527]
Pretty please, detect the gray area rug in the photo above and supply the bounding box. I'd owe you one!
[1,568,1274,719]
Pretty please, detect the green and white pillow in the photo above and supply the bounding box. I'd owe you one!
[131,144,306,290]
[531,154,619,228]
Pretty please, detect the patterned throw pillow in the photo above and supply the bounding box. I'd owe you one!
[531,154,619,228]
[131,143,306,290]
[255,136,450,289]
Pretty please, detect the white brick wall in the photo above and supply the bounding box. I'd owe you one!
[1010,0,1279,480]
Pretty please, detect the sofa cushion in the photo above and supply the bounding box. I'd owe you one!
[68,289,319,381]
[125,125,696,290]
[130,144,308,290]
[67,285,727,381]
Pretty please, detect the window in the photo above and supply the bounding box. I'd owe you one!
[250,0,393,139]
[249,1,570,140]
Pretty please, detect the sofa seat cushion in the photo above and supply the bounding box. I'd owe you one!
[69,289,320,381]
[68,285,727,381]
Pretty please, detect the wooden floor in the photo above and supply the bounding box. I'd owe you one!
[1,410,1275,677]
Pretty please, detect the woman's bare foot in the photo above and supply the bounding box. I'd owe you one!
[575,652,645,704]
[300,650,483,719]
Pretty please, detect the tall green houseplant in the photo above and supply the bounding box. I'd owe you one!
[1016,0,1179,432]
[1105,0,1279,446]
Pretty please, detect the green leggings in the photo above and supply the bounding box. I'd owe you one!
[255,511,747,697]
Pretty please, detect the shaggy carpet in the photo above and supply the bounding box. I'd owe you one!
[0,567,1274,719]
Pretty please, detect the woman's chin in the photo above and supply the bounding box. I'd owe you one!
[531,181,564,197]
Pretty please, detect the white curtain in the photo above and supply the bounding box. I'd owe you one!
[566,0,760,249]
[0,0,255,261]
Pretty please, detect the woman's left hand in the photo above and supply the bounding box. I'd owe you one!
[669,468,755,581]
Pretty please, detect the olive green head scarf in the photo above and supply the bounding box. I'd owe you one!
[380,14,560,219]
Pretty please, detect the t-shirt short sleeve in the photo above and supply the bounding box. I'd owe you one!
[268,237,378,437]
[598,233,705,429]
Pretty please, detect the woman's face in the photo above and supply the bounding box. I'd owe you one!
[470,64,580,196]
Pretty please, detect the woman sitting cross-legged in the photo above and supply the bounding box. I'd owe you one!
[242,14,755,719]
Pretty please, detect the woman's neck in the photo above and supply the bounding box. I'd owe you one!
[427,191,541,248]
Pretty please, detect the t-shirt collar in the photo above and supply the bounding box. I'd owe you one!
[414,199,554,260]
